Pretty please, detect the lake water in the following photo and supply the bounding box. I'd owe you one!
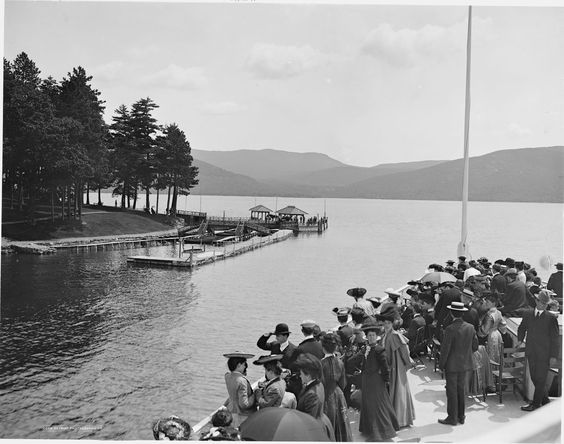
[1,195,562,439]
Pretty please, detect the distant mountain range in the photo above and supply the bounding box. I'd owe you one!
[190,146,564,203]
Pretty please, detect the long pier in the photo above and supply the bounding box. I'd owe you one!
[127,229,294,269]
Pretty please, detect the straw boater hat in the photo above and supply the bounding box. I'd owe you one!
[383,287,401,299]
[347,287,367,298]
[447,301,468,311]
[223,352,254,359]
[253,354,284,366]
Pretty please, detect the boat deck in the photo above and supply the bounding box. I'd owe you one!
[347,357,558,443]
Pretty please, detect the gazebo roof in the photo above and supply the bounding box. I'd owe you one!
[249,205,273,213]
[276,205,308,216]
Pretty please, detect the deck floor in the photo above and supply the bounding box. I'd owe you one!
[348,357,556,443]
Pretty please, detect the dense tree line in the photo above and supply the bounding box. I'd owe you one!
[3,52,198,223]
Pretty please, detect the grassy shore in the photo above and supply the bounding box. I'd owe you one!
[2,205,176,242]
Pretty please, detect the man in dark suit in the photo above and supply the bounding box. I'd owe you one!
[296,320,324,359]
[256,323,298,370]
[517,290,560,411]
[438,301,478,425]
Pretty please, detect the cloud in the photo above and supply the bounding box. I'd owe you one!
[91,61,125,81]
[506,122,533,137]
[203,101,246,115]
[246,43,328,79]
[362,17,493,67]
[128,44,160,59]
[138,64,208,89]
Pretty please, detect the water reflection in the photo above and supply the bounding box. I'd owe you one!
[0,246,201,438]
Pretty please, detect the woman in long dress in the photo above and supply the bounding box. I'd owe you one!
[358,320,399,441]
[379,306,416,428]
[478,292,504,391]
[320,333,352,442]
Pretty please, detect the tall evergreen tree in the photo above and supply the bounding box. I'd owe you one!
[156,123,199,215]
[129,97,159,211]
[3,52,56,220]
[57,66,107,218]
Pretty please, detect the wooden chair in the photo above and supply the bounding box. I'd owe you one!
[490,345,526,404]
[427,324,443,376]
[410,326,428,366]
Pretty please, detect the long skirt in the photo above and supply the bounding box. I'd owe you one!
[468,345,492,396]
[359,373,399,441]
[325,386,353,441]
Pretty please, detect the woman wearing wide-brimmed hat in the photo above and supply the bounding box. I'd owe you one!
[253,354,287,409]
[378,305,415,428]
[347,287,376,317]
[223,352,257,427]
[358,319,399,441]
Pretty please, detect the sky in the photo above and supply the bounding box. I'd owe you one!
[3,1,564,167]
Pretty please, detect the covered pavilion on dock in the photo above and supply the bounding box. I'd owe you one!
[249,205,273,221]
[276,205,308,223]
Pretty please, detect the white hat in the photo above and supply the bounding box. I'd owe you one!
[300,320,317,328]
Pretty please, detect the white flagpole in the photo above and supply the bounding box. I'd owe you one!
[458,5,472,259]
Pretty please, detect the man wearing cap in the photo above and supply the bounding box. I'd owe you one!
[297,320,324,360]
[517,290,561,411]
[438,301,478,426]
[500,268,529,317]
[547,262,563,301]
[256,323,298,371]
[347,287,376,316]
[224,352,257,426]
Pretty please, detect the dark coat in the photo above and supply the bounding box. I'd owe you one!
[461,306,479,332]
[405,314,426,344]
[439,318,478,372]
[547,270,563,299]
[435,287,462,327]
[256,335,298,370]
[500,280,529,316]
[358,345,399,440]
[491,273,507,296]
[297,379,325,418]
[517,309,560,361]
[297,338,324,360]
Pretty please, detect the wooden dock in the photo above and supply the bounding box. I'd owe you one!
[127,229,294,269]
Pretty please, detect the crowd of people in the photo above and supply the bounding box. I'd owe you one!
[152,256,562,441]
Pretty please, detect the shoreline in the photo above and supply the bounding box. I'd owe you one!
[1,229,179,255]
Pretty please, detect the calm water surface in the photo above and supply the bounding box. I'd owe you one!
[1,196,562,439]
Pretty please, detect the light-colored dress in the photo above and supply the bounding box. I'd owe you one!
[383,330,415,428]
[480,307,504,367]
[479,307,503,389]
